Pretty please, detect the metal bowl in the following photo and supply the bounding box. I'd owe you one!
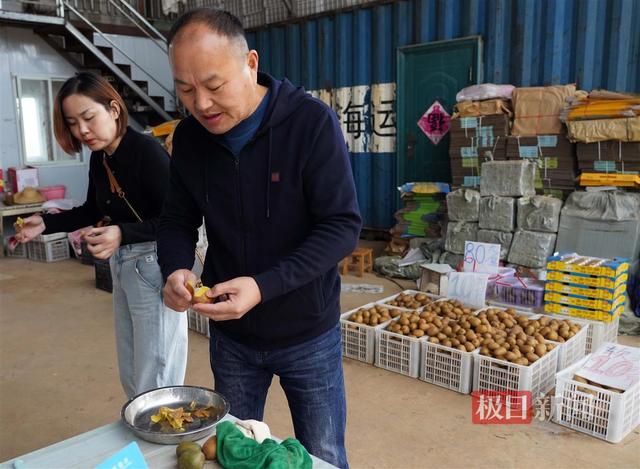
[121,385,230,444]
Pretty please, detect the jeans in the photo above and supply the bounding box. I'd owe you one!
[110,241,188,398]
[209,324,348,469]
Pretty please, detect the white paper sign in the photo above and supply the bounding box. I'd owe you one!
[463,241,500,274]
[576,343,640,391]
[447,272,489,309]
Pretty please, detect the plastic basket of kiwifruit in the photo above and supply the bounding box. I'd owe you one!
[340,303,405,364]
[375,298,477,380]
[531,313,589,371]
[375,290,441,311]
[417,302,523,395]
[469,306,561,400]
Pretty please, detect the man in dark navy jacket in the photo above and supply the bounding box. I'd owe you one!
[158,9,361,468]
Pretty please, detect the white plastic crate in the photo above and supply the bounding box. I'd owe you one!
[420,340,478,394]
[473,345,559,400]
[339,304,396,364]
[587,317,620,353]
[549,313,620,354]
[187,308,210,338]
[533,313,589,372]
[554,355,640,443]
[374,318,422,378]
[554,321,589,372]
[477,308,587,372]
[34,232,67,242]
[27,238,70,262]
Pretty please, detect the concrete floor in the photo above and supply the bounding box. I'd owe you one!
[1,255,639,468]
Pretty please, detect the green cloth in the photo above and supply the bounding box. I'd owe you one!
[216,421,312,469]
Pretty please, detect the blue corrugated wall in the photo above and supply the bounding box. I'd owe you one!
[246,0,640,230]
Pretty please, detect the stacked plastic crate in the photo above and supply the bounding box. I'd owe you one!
[544,254,626,352]
[27,233,70,262]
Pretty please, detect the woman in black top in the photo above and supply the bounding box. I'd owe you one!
[16,72,188,398]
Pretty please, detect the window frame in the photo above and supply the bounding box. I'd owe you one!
[14,74,87,167]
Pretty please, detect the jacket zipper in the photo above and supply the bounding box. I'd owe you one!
[234,156,247,273]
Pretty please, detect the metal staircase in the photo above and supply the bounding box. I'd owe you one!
[1,0,177,125]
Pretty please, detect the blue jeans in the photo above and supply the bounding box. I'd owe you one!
[209,324,348,469]
[110,241,188,398]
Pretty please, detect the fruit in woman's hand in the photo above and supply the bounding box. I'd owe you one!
[13,217,24,231]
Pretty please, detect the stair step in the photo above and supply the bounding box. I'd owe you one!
[64,41,89,53]
[35,32,85,69]
[116,63,132,77]
[42,33,65,49]
[150,95,165,109]
[96,46,113,61]
[133,81,148,94]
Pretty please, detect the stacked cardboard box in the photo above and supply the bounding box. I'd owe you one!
[576,141,640,173]
[449,114,510,188]
[505,135,577,194]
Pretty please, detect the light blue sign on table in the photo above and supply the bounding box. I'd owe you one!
[94,442,148,469]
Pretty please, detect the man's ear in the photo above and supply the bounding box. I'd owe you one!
[247,50,259,72]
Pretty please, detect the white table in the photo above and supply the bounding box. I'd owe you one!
[1,415,337,468]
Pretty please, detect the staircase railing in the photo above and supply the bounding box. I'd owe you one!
[107,0,167,52]
[63,1,175,100]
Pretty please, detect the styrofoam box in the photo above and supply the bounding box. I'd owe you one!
[340,303,396,364]
[420,340,478,394]
[473,345,559,400]
[375,290,440,311]
[375,317,422,378]
[554,355,640,443]
[187,309,210,338]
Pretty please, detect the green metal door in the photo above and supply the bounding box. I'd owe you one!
[397,37,482,184]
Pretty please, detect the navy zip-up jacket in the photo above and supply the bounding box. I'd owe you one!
[157,72,362,350]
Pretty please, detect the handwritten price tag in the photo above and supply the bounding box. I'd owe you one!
[447,272,489,309]
[463,241,500,274]
[577,343,640,391]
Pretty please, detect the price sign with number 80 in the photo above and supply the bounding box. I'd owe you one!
[463,241,500,274]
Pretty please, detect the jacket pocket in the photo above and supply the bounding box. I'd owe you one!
[292,277,325,313]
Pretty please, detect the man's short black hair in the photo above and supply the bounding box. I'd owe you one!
[167,8,246,45]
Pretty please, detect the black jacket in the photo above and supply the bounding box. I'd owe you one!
[157,73,362,350]
[43,127,169,244]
